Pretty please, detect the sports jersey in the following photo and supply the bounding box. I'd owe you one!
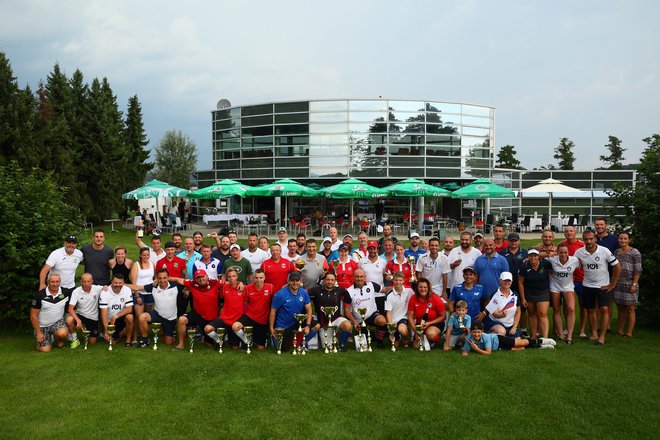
[447,313,472,336]
[386,259,414,288]
[575,245,619,288]
[44,247,84,289]
[308,285,348,327]
[245,282,275,324]
[335,259,358,289]
[155,256,187,279]
[493,240,509,254]
[193,257,221,280]
[143,282,183,321]
[404,247,427,263]
[345,282,382,322]
[408,293,445,324]
[222,257,253,283]
[99,286,134,320]
[69,285,103,320]
[385,288,414,322]
[148,247,167,265]
[261,258,295,292]
[351,247,367,262]
[463,333,499,352]
[358,256,388,286]
[560,239,585,282]
[271,285,310,329]
[498,247,528,291]
[449,283,484,321]
[320,250,339,264]
[415,252,451,294]
[473,253,508,299]
[548,256,580,292]
[32,288,71,327]
[447,247,482,288]
[517,260,552,294]
[183,279,221,321]
[240,248,269,273]
[176,250,202,279]
[299,253,328,291]
[218,283,245,325]
[485,289,519,328]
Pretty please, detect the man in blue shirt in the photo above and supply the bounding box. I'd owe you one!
[473,239,508,300]
[269,271,312,352]
[404,232,427,263]
[448,266,484,321]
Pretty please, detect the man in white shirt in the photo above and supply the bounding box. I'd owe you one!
[358,241,388,286]
[448,231,483,290]
[345,269,388,348]
[282,239,301,262]
[99,274,134,346]
[384,272,413,348]
[415,237,451,299]
[30,273,71,351]
[240,233,269,273]
[575,229,621,346]
[39,235,83,291]
[276,227,289,248]
[135,228,166,265]
[194,244,221,280]
[328,227,341,251]
[66,273,103,348]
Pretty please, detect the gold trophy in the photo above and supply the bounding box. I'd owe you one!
[293,313,307,355]
[81,326,91,350]
[357,307,372,352]
[386,322,397,352]
[331,260,340,287]
[408,256,417,283]
[274,328,285,355]
[216,327,226,353]
[244,326,253,354]
[415,324,426,352]
[321,306,338,354]
[187,328,197,353]
[151,322,162,351]
[385,269,393,282]
[458,315,466,329]
[106,324,116,351]
[295,259,306,272]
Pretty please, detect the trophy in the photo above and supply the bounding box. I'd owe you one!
[244,326,253,354]
[458,315,466,329]
[321,306,338,353]
[415,324,427,352]
[106,324,116,351]
[216,327,226,353]
[408,256,417,283]
[187,328,197,353]
[81,326,91,350]
[331,260,340,287]
[151,322,162,351]
[274,328,285,355]
[386,322,397,352]
[295,259,306,271]
[357,307,372,352]
[385,269,392,282]
[293,313,307,355]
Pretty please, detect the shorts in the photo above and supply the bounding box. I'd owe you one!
[35,319,66,347]
[496,334,516,350]
[526,290,550,303]
[184,310,212,328]
[78,315,99,337]
[393,318,409,339]
[208,318,241,347]
[110,316,128,339]
[574,281,584,298]
[276,324,301,352]
[236,315,268,346]
[330,316,349,328]
[448,332,467,348]
[134,293,154,306]
[146,310,176,337]
[582,286,612,310]
[484,316,518,337]
[364,312,385,327]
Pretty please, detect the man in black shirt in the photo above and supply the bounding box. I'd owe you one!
[309,272,355,351]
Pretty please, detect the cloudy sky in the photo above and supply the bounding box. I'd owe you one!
[2,0,658,170]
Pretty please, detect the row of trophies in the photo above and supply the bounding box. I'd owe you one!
[83,307,466,353]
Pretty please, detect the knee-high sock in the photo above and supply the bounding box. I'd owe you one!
[340,330,350,345]
[234,328,248,344]
[207,331,221,343]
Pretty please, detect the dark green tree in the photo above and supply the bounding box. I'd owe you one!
[599,135,626,169]
[124,95,152,191]
[495,145,522,169]
[153,129,197,188]
[554,137,576,170]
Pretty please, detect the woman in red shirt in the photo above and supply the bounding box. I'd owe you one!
[386,243,414,288]
[407,277,446,348]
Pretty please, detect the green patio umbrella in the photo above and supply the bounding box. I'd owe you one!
[320,178,389,227]
[188,179,253,199]
[122,179,190,226]
[246,179,320,225]
[451,178,515,226]
[381,178,452,229]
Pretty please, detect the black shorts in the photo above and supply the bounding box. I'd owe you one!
[110,316,127,339]
[146,311,176,337]
[365,312,385,327]
[78,315,99,337]
[582,286,612,309]
[280,324,300,352]
[496,334,515,350]
[208,318,241,347]
[184,310,211,329]
[236,315,268,346]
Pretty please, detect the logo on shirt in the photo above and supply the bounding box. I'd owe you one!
[595,256,601,262]
[298,296,303,302]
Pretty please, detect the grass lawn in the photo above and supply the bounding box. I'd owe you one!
[3,227,657,439]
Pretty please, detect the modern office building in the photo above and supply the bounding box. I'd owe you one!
[196,98,635,224]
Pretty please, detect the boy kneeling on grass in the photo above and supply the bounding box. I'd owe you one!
[443,300,471,350]
[461,322,556,356]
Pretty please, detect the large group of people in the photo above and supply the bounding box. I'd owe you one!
[31,217,642,355]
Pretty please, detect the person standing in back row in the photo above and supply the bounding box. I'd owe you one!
[81,229,114,287]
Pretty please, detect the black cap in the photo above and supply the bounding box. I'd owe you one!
[65,235,77,243]
[288,271,302,281]
[164,241,176,248]
[507,232,520,241]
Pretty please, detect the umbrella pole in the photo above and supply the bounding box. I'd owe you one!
[350,201,354,229]
[409,197,413,231]
[549,193,553,223]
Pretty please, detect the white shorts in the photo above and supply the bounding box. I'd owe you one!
[331,316,348,327]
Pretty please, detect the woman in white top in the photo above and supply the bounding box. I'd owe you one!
[548,243,580,344]
[130,247,155,344]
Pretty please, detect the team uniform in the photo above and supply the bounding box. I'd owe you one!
[415,253,451,296]
[44,247,84,290]
[335,259,358,289]
[473,253,509,299]
[238,282,275,346]
[155,256,187,278]
[240,248,269,273]
[560,239,585,296]
[548,256,580,293]
[351,247,367,262]
[299,253,328,291]
[575,245,619,309]
[142,282,184,336]
[483,289,519,335]
[99,286,134,339]
[32,288,71,347]
[385,259,415,288]
[193,257,221,280]
[211,249,231,267]
[358,256,388,286]
[408,293,446,329]
[518,260,552,303]
[404,247,427,263]
[182,279,222,330]
[385,288,414,325]
[446,313,472,348]
[449,283,485,321]
[345,282,384,325]
[447,247,482,289]
[260,258,296,292]
[271,285,311,351]
[208,283,245,347]
[308,285,349,328]
[69,285,103,337]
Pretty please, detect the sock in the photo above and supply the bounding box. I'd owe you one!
[207,331,221,343]
[234,329,248,344]
[70,332,78,341]
[340,330,350,345]
[305,330,318,344]
[375,328,386,341]
[528,339,541,348]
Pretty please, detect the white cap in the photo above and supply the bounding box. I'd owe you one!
[527,248,540,255]
[229,244,241,251]
[409,232,420,238]
[322,237,332,243]
[499,271,513,281]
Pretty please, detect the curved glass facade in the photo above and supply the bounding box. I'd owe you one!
[211,99,494,182]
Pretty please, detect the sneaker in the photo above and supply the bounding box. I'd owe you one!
[520,330,530,338]
[579,332,588,339]
[566,339,573,345]
[539,338,557,347]
[138,339,149,348]
[562,330,568,337]
[70,339,81,349]
[338,344,346,352]
[540,345,555,349]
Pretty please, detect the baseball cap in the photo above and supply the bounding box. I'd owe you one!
[527,248,540,255]
[507,232,520,241]
[409,232,420,238]
[229,244,241,251]
[474,232,484,238]
[463,266,475,273]
[322,237,332,244]
[343,234,353,239]
[499,271,513,281]
[65,235,77,243]
[338,244,349,251]
[278,227,287,233]
[367,240,379,248]
[164,241,176,249]
[288,271,302,281]
[193,269,207,278]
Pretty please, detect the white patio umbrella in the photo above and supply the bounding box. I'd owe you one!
[520,178,582,218]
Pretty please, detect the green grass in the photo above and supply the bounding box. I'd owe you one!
[1,328,658,439]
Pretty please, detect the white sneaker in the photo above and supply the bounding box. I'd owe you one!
[539,338,557,347]
[540,344,555,349]
[579,332,588,339]
[563,330,568,337]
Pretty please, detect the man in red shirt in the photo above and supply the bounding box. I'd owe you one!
[232,269,274,350]
[155,241,188,317]
[205,268,245,349]
[335,244,358,289]
[492,224,509,253]
[260,243,295,292]
[560,225,588,338]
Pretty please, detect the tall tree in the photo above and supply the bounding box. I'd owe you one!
[599,135,626,169]
[495,144,522,169]
[554,137,576,170]
[153,129,197,188]
[124,95,152,191]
